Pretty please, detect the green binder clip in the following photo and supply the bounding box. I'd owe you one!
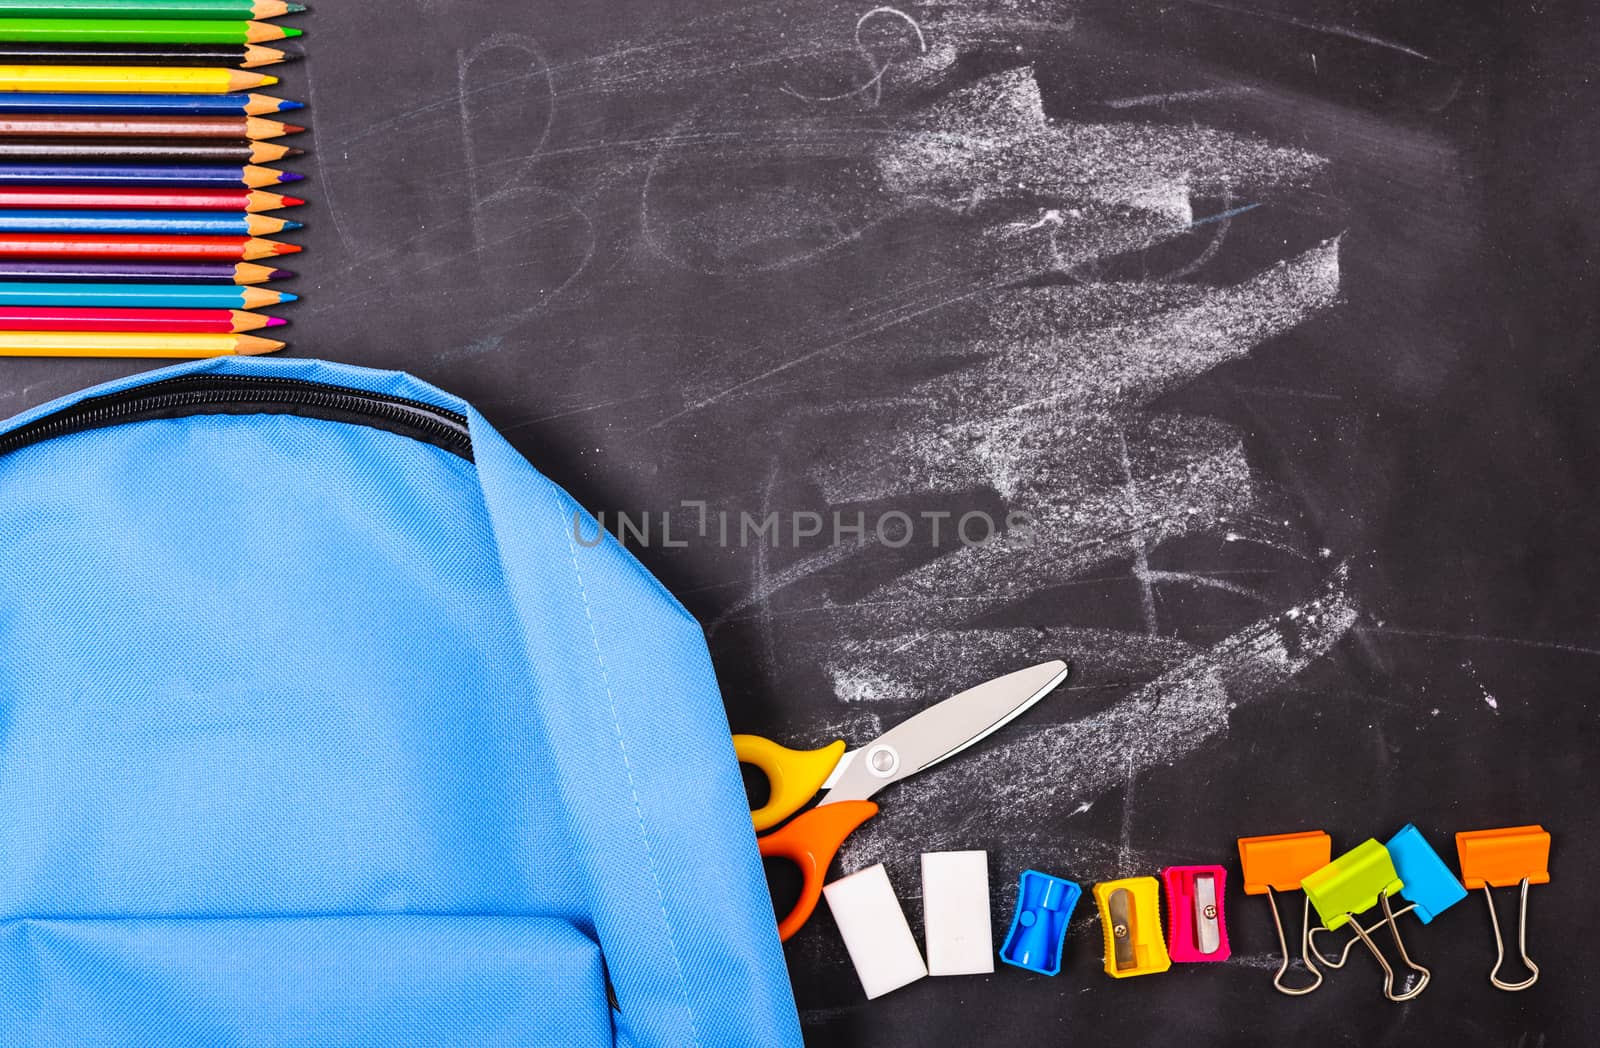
[1302,839,1431,1002]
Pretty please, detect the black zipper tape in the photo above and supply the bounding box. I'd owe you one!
[0,374,474,462]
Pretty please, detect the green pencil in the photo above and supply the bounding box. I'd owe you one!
[0,19,299,44]
[0,1,302,18]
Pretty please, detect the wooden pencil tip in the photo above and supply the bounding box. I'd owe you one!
[269,241,302,256]
[237,335,285,356]
[282,124,306,135]
[280,195,306,207]
[235,262,291,283]
[265,316,289,328]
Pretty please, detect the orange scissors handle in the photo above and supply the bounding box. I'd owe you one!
[757,800,880,941]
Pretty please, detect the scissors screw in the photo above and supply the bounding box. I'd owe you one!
[866,745,900,777]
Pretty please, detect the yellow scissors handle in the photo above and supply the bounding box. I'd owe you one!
[732,734,846,831]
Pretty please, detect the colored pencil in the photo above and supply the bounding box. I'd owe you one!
[0,163,301,186]
[0,92,298,113]
[0,281,294,307]
[0,209,298,234]
[0,20,298,44]
[0,138,301,162]
[0,259,289,281]
[0,43,295,67]
[0,330,283,357]
[0,185,301,209]
[0,233,299,259]
[0,0,302,18]
[0,115,301,138]
[0,305,282,332]
[0,66,275,94]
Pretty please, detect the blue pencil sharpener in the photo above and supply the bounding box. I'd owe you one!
[1000,869,1082,976]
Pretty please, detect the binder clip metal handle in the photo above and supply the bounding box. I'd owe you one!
[1480,878,1540,991]
[1308,901,1418,970]
[1265,886,1323,996]
[1303,839,1431,1003]
[1341,893,1430,1002]
[1457,824,1550,993]
[1239,831,1332,997]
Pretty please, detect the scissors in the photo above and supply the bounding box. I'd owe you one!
[734,659,1071,941]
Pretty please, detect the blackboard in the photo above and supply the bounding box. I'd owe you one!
[1,0,1592,1044]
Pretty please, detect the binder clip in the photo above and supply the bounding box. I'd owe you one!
[1093,877,1171,978]
[1309,824,1466,971]
[1302,839,1430,1001]
[999,870,1081,976]
[1456,824,1551,991]
[1162,865,1230,962]
[1238,830,1331,995]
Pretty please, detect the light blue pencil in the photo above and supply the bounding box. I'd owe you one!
[0,280,293,307]
[0,208,300,235]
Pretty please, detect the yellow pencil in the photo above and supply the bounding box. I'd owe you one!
[0,65,274,94]
[0,330,282,357]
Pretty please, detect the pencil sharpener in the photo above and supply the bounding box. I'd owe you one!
[1094,876,1171,978]
[999,869,1081,976]
[1162,864,1231,963]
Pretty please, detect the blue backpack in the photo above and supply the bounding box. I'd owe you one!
[0,357,801,1047]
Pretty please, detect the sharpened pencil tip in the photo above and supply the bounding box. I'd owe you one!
[279,171,305,182]
[237,335,285,356]
[265,316,289,327]
[270,268,295,280]
[282,220,303,231]
[282,124,305,135]
[280,291,299,302]
[280,195,305,207]
[269,242,302,256]
[279,97,304,109]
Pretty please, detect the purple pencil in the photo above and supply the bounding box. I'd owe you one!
[0,259,292,284]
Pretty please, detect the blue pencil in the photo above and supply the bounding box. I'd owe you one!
[0,208,301,234]
[0,162,300,186]
[0,91,299,114]
[0,280,294,307]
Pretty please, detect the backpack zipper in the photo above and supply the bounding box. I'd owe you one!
[0,373,474,461]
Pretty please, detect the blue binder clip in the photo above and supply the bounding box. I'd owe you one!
[1000,870,1081,976]
[1310,824,1466,974]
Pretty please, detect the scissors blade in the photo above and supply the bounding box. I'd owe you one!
[819,659,1070,805]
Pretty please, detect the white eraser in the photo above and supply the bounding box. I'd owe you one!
[921,850,995,976]
[823,864,928,999]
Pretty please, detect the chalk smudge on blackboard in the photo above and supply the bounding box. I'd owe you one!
[814,238,1342,504]
[875,67,1324,214]
[833,563,1358,870]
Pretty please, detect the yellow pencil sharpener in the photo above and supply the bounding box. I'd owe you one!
[1094,876,1172,978]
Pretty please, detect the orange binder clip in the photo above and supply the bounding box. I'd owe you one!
[1456,825,1551,991]
[1238,830,1332,996]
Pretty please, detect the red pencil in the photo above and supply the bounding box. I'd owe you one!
[0,305,283,332]
[0,186,302,211]
[0,233,299,260]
